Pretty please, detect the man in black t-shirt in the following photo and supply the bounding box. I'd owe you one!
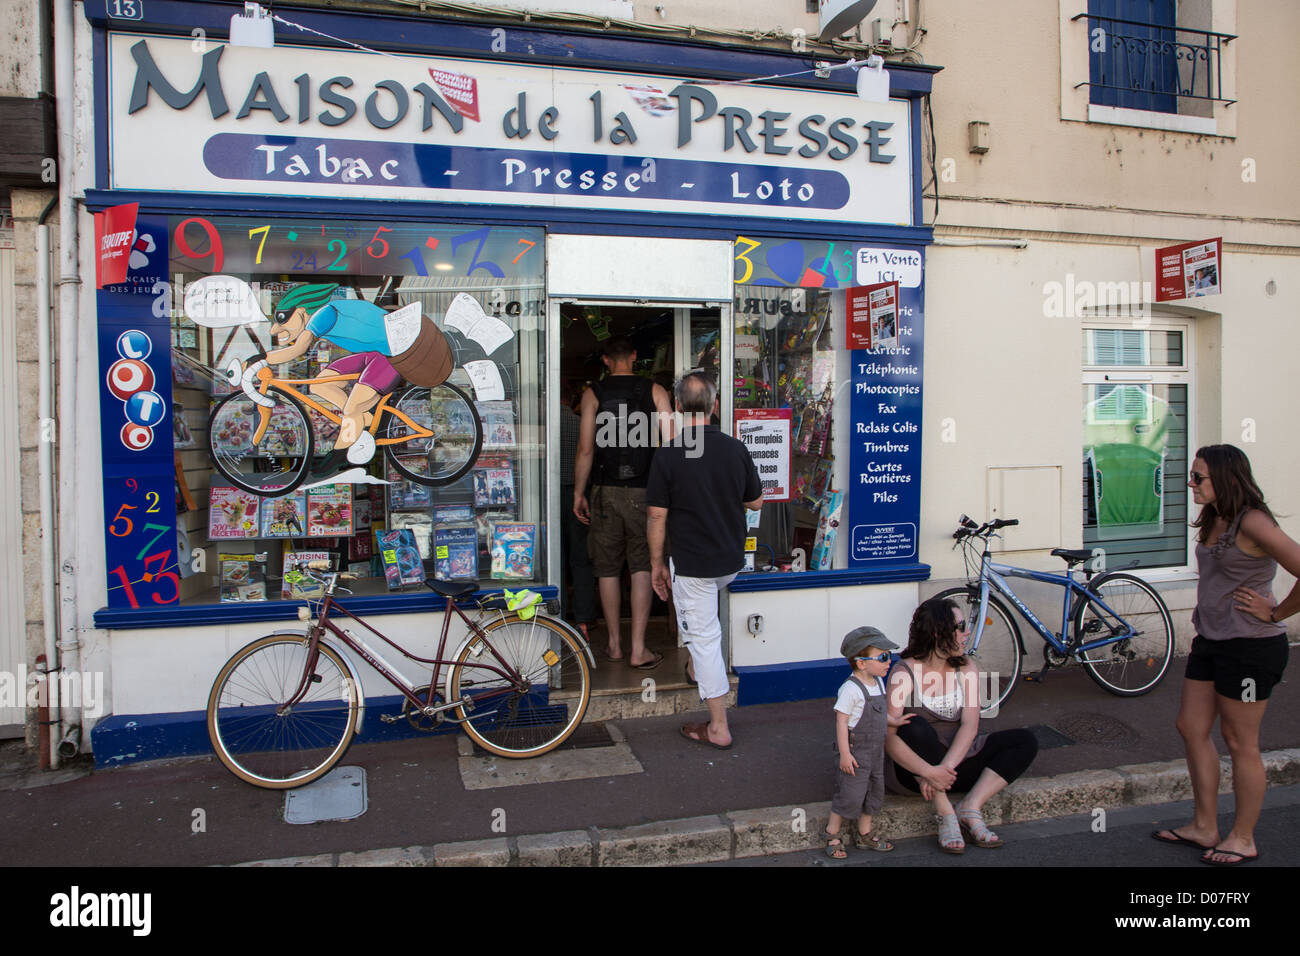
[646,372,762,749]
[574,339,673,668]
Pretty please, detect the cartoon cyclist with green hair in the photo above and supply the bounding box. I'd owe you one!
[239,283,454,480]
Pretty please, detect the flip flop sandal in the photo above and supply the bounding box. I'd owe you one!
[957,808,1003,849]
[1151,828,1216,850]
[852,830,894,852]
[824,832,848,860]
[631,651,664,671]
[1200,846,1259,866]
[679,721,732,750]
[936,813,965,854]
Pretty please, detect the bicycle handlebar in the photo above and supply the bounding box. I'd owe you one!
[953,516,1020,540]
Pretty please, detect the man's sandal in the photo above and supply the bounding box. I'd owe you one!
[936,813,965,854]
[852,829,894,852]
[957,808,1003,849]
[824,831,848,860]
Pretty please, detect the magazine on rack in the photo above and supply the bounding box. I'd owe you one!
[376,528,426,589]
[208,486,260,539]
[490,522,536,580]
[219,552,268,602]
[260,492,308,538]
[472,454,515,507]
[388,458,433,509]
[475,400,516,448]
[434,523,478,581]
[307,485,353,537]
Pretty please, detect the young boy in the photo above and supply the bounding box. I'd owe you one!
[825,626,910,859]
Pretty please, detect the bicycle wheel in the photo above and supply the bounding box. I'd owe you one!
[933,587,1022,716]
[449,614,591,758]
[208,388,313,497]
[1074,572,1174,696]
[384,383,483,485]
[207,634,359,789]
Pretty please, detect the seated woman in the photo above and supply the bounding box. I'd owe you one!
[885,596,1039,853]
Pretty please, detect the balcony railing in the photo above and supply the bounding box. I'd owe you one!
[1073,13,1236,108]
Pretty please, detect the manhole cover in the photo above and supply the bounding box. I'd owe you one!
[1050,712,1140,748]
[1026,724,1074,750]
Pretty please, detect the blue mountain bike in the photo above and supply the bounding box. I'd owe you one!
[935,515,1175,715]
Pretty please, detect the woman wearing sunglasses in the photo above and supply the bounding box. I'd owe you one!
[1153,445,1298,865]
[884,596,1038,854]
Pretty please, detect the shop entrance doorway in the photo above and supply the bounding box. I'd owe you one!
[557,301,726,696]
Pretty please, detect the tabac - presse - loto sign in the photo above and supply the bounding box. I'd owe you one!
[106,34,913,226]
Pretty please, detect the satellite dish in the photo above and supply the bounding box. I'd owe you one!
[818,0,879,42]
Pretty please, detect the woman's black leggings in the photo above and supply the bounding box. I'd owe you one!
[893,721,1038,794]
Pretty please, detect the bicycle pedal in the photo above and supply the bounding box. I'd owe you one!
[379,713,400,724]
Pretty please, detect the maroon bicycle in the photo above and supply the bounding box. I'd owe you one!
[207,561,593,789]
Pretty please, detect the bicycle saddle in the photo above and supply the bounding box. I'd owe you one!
[1051,548,1094,565]
[424,580,478,598]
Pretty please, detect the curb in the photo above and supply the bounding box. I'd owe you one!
[232,748,1300,867]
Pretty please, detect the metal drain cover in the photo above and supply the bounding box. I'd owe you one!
[469,721,614,756]
[1050,712,1140,748]
[284,766,368,824]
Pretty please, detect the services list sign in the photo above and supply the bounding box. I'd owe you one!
[848,249,924,566]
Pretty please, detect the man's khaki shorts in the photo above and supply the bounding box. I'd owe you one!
[587,485,650,577]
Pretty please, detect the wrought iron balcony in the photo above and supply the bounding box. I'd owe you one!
[1072,12,1236,109]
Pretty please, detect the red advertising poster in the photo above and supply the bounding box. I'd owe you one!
[845,281,899,350]
[735,408,792,502]
[428,69,480,122]
[1155,237,1222,301]
[94,202,139,288]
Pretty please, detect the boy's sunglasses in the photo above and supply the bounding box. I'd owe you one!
[855,653,892,663]
[1188,472,1208,485]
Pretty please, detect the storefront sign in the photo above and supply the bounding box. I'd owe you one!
[1155,237,1222,301]
[94,202,139,288]
[848,250,924,565]
[735,408,792,502]
[107,35,913,225]
[856,246,922,287]
[845,280,898,350]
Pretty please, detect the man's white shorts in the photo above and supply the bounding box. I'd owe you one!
[670,559,736,701]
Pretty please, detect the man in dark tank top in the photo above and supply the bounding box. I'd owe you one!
[573,338,673,668]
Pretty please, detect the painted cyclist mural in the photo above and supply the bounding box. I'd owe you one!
[188,275,486,496]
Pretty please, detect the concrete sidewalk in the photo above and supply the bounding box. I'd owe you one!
[3,663,1297,867]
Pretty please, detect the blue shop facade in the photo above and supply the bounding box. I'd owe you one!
[80,0,936,763]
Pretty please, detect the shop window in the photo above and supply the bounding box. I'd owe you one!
[1081,325,1190,568]
[166,217,546,606]
[734,283,841,569]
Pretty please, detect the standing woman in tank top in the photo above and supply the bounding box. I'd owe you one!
[1153,445,1300,865]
